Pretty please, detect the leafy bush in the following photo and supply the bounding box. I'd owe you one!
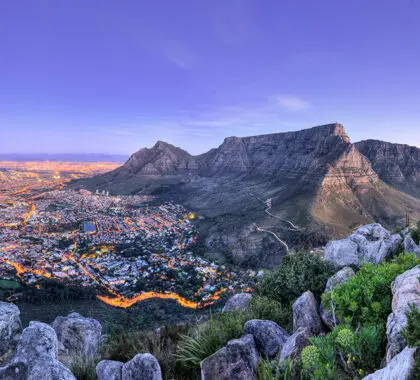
[248,296,293,333]
[335,328,355,349]
[322,253,419,328]
[301,345,322,372]
[402,304,420,347]
[301,325,383,380]
[256,252,334,303]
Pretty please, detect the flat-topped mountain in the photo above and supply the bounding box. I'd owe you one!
[93,123,374,184]
[72,124,420,268]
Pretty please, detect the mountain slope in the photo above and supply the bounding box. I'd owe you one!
[72,124,420,268]
[355,139,420,198]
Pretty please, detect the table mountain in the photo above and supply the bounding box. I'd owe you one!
[73,123,420,268]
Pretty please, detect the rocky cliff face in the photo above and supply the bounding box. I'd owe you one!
[356,139,420,198]
[73,124,420,268]
[197,123,351,178]
[99,123,354,182]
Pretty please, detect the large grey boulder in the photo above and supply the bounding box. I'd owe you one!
[293,291,326,335]
[404,235,420,257]
[13,321,58,361]
[223,293,252,312]
[243,319,289,358]
[96,360,123,380]
[324,223,402,267]
[362,347,418,380]
[324,266,355,293]
[52,312,102,365]
[200,334,259,380]
[319,267,356,329]
[386,265,420,363]
[0,302,22,365]
[0,321,75,380]
[22,356,76,380]
[279,327,311,361]
[122,353,162,380]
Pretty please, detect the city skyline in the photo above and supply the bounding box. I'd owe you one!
[1,0,420,154]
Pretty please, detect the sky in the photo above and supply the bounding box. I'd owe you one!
[1,0,420,155]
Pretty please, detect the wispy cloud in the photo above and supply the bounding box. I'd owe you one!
[275,95,310,111]
[178,94,311,137]
[162,40,195,69]
[100,93,313,155]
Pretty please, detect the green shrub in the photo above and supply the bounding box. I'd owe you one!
[301,325,383,380]
[335,328,355,350]
[322,253,419,328]
[402,304,420,347]
[411,220,420,245]
[301,345,321,372]
[256,356,284,380]
[256,252,334,303]
[176,295,295,371]
[248,296,293,333]
[255,356,301,380]
[176,311,246,369]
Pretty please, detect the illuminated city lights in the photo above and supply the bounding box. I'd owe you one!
[0,161,255,309]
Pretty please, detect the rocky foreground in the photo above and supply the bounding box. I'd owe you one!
[0,223,419,379]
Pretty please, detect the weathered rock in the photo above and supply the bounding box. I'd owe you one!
[14,321,59,361]
[401,227,410,237]
[0,302,22,365]
[96,360,123,380]
[324,266,355,293]
[319,267,356,329]
[324,238,360,267]
[223,293,252,312]
[324,223,402,267]
[293,291,326,335]
[386,265,420,362]
[122,353,162,380]
[243,319,289,358]
[0,321,75,380]
[404,235,420,257]
[279,327,310,361]
[362,347,418,380]
[52,312,102,365]
[200,334,259,380]
[24,356,77,380]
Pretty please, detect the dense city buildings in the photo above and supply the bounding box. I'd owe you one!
[0,162,254,309]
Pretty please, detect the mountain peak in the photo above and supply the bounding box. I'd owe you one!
[315,123,351,142]
[153,140,175,150]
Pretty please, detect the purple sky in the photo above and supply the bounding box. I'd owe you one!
[1,0,419,155]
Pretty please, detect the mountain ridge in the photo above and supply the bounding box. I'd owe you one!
[72,123,420,268]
